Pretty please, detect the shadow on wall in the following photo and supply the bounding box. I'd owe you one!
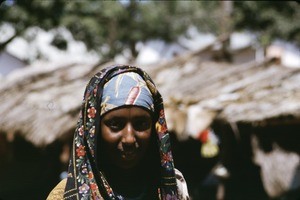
[0,134,64,200]
[212,122,269,200]
[212,120,300,200]
[169,132,219,200]
[253,125,300,200]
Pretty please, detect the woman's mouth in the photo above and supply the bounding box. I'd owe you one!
[121,151,137,160]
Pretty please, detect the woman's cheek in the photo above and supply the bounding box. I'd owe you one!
[101,127,120,146]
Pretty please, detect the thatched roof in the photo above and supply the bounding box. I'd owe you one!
[0,46,299,146]
[0,61,114,146]
[142,50,300,138]
[162,60,299,116]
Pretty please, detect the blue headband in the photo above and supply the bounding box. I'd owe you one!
[100,72,154,116]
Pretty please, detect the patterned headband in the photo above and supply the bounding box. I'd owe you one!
[100,72,154,116]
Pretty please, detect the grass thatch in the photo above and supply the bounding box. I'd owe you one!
[1,47,299,146]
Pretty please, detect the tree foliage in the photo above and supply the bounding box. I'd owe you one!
[0,0,203,59]
[0,0,299,61]
[0,0,64,48]
[233,1,300,47]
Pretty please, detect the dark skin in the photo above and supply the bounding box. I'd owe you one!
[100,106,159,198]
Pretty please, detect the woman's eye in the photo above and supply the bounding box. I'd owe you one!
[134,118,151,131]
[105,119,124,131]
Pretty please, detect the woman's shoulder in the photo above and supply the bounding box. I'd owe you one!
[174,168,190,200]
[47,170,189,200]
[46,178,67,200]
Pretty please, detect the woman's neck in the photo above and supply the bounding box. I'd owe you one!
[103,164,148,198]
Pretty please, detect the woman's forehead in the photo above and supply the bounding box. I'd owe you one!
[102,106,151,118]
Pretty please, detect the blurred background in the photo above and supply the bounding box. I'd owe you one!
[0,1,299,200]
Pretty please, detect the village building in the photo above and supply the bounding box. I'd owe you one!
[0,36,299,199]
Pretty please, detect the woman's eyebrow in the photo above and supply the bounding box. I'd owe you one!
[133,115,151,120]
[103,116,126,121]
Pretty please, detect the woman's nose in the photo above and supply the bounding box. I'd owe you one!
[122,124,136,145]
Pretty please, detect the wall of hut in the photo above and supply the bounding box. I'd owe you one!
[212,119,300,200]
[0,132,69,200]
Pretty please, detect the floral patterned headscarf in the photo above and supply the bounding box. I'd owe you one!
[64,65,178,199]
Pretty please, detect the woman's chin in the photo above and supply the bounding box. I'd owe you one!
[117,156,142,170]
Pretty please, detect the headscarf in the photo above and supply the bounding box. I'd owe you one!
[64,65,178,199]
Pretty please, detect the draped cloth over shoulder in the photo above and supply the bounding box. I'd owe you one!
[47,169,189,199]
[63,65,181,199]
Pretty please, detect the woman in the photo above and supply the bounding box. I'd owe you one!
[47,65,189,199]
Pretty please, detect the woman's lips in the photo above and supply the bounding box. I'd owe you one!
[121,151,137,160]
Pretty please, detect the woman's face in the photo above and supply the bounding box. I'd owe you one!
[100,106,152,169]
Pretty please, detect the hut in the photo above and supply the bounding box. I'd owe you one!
[0,61,113,199]
[0,42,299,199]
[144,47,300,199]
